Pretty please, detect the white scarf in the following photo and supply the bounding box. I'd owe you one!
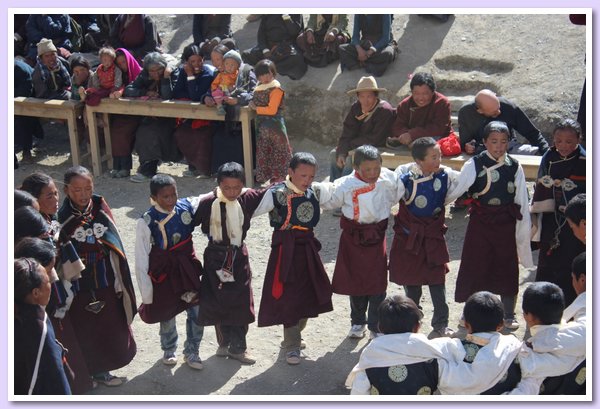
[209,187,246,247]
[254,79,281,92]
[284,175,305,194]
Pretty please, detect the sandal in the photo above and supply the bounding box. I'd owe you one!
[93,373,125,387]
[286,350,301,365]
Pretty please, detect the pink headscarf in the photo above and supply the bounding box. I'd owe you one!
[116,47,142,85]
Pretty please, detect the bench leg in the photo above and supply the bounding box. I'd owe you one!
[86,107,103,176]
[241,113,254,187]
[102,113,113,169]
[66,112,81,166]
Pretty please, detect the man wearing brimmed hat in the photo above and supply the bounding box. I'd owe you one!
[31,38,72,100]
[330,76,395,183]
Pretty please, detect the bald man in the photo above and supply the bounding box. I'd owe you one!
[457,89,549,155]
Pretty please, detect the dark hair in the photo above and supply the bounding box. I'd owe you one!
[552,118,581,139]
[64,165,93,186]
[463,291,504,333]
[255,59,277,77]
[377,295,423,334]
[220,38,236,51]
[289,152,317,170]
[522,282,565,325]
[15,189,38,210]
[21,171,54,198]
[14,237,56,267]
[182,43,203,63]
[482,120,510,141]
[565,193,586,225]
[572,252,586,280]
[353,145,381,166]
[410,72,436,92]
[14,258,45,303]
[217,162,245,184]
[15,206,48,241]
[69,54,91,72]
[212,44,230,56]
[150,174,177,197]
[411,137,438,161]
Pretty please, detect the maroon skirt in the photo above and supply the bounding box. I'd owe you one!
[138,238,203,324]
[173,121,213,175]
[110,115,139,157]
[389,203,449,286]
[455,203,521,303]
[332,217,389,296]
[258,230,333,327]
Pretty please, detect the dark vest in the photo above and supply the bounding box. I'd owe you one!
[366,359,439,395]
[401,170,448,217]
[268,184,320,230]
[468,152,520,205]
[461,339,521,394]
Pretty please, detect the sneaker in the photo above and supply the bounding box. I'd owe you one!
[109,169,119,178]
[228,351,256,365]
[93,372,125,387]
[116,169,130,178]
[162,351,177,366]
[348,324,367,339]
[285,350,301,365]
[216,346,229,357]
[369,331,383,340]
[504,318,520,330]
[428,327,456,340]
[183,353,204,370]
[130,173,151,183]
[280,340,307,350]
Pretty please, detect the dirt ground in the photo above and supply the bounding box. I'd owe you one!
[12,12,580,397]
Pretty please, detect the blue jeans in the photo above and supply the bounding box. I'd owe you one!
[159,305,203,356]
[329,148,354,182]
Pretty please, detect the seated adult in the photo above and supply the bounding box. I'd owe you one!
[192,14,235,59]
[25,14,73,63]
[296,14,350,67]
[31,39,71,100]
[204,46,257,174]
[171,43,217,178]
[108,14,161,63]
[71,15,104,52]
[458,89,550,155]
[241,14,307,80]
[330,76,395,182]
[15,58,44,165]
[387,72,453,147]
[124,52,180,183]
[338,14,398,77]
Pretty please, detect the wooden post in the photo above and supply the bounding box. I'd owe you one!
[240,108,254,187]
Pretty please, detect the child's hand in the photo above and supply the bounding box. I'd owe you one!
[110,90,123,99]
[224,96,238,105]
[204,96,216,106]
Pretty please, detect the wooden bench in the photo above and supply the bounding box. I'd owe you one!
[380,148,542,181]
[14,97,86,166]
[85,98,256,185]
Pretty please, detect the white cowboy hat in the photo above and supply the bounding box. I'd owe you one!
[346,76,387,94]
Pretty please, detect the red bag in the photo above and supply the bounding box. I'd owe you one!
[437,131,462,157]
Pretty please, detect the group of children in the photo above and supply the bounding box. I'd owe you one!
[13,112,586,394]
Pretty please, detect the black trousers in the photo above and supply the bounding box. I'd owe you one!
[215,324,248,354]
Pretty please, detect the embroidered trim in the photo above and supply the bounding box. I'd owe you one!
[351,184,376,221]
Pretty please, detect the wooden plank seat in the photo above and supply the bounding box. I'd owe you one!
[84,98,256,185]
[14,97,86,166]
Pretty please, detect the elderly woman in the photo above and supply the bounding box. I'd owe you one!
[106,48,143,178]
[124,52,179,183]
[171,43,217,178]
[31,38,71,100]
[204,45,257,173]
[241,14,307,80]
[296,14,350,67]
[109,14,161,63]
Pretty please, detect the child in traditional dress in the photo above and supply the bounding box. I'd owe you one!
[210,50,241,115]
[346,294,464,395]
[134,174,204,370]
[530,119,585,306]
[510,282,586,395]
[14,258,72,395]
[453,121,534,330]
[252,152,333,365]
[318,145,401,340]
[248,59,292,184]
[192,162,267,365]
[562,252,585,324]
[79,46,123,106]
[57,165,136,386]
[436,291,523,395]
[390,137,463,339]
